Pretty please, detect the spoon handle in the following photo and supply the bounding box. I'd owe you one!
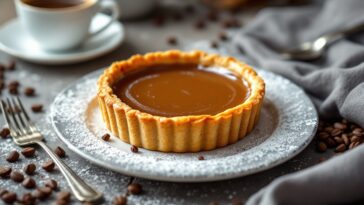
[323,23,364,44]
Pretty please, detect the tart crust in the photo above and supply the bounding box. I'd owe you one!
[97,50,265,152]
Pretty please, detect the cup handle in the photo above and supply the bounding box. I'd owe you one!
[89,0,119,38]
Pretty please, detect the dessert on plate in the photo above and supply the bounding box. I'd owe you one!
[97,50,265,152]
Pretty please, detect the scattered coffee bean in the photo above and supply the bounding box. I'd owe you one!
[222,18,241,28]
[341,134,350,145]
[195,19,206,30]
[352,128,363,136]
[21,147,36,157]
[8,85,18,95]
[39,186,52,196]
[351,135,361,143]
[22,177,36,189]
[10,170,24,183]
[130,145,138,153]
[334,136,343,144]
[1,192,17,203]
[167,36,178,45]
[318,132,329,140]
[0,128,10,138]
[42,160,55,172]
[45,179,58,190]
[210,41,219,48]
[55,199,70,205]
[198,156,205,160]
[21,193,35,205]
[55,146,66,158]
[316,142,327,152]
[8,80,19,87]
[218,32,228,41]
[127,183,142,195]
[325,138,336,148]
[24,87,35,96]
[185,5,195,14]
[335,143,346,153]
[7,61,15,71]
[0,166,12,177]
[152,15,165,27]
[31,104,43,112]
[6,150,20,162]
[57,191,71,201]
[0,189,8,198]
[24,163,36,175]
[102,133,110,142]
[113,195,127,205]
[32,188,48,200]
[206,10,219,22]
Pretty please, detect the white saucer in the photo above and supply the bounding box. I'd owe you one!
[0,14,124,65]
[50,69,318,182]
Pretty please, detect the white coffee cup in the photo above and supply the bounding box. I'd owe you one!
[15,0,119,51]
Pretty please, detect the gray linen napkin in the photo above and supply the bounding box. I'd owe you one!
[226,0,364,204]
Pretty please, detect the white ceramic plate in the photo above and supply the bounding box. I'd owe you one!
[51,69,318,182]
[0,14,124,65]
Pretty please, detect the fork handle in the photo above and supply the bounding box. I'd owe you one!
[36,141,102,202]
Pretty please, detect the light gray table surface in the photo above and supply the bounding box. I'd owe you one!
[0,0,330,204]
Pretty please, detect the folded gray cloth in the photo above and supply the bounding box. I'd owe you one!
[227,0,364,204]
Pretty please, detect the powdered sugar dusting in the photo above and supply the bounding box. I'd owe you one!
[50,69,317,182]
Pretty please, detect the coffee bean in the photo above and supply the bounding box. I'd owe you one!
[32,188,49,200]
[218,32,229,41]
[353,141,360,148]
[325,138,336,148]
[198,156,205,160]
[130,145,138,153]
[210,41,219,48]
[8,80,19,87]
[317,142,327,152]
[10,170,24,183]
[45,179,58,190]
[102,134,110,142]
[21,193,35,205]
[334,122,347,130]
[21,147,36,157]
[334,136,343,144]
[113,195,127,205]
[24,163,36,175]
[324,126,334,132]
[57,191,71,201]
[55,146,66,158]
[7,61,15,71]
[0,64,4,71]
[0,128,10,138]
[206,10,219,22]
[24,87,35,96]
[352,128,363,136]
[185,5,195,14]
[39,186,52,195]
[0,166,12,177]
[42,160,55,172]
[6,150,20,162]
[31,104,43,112]
[152,15,165,27]
[22,177,36,189]
[167,36,178,46]
[330,128,342,136]
[318,132,329,140]
[341,134,350,145]
[1,192,17,203]
[231,197,243,205]
[349,141,356,149]
[195,19,206,30]
[128,183,142,195]
[351,136,361,143]
[83,202,95,205]
[55,199,70,205]
[335,144,346,153]
[0,189,8,198]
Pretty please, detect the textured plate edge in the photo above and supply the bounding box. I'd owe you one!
[50,69,318,182]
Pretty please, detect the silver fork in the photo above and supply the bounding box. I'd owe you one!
[1,96,102,202]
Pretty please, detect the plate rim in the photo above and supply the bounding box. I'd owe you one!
[50,68,318,182]
[0,14,125,65]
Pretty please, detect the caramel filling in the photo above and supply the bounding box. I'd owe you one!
[114,64,250,117]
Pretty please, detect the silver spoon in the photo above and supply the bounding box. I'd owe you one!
[281,23,364,61]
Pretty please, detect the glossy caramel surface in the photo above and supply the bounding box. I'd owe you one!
[114,64,250,117]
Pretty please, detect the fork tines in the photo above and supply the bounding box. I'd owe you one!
[1,96,33,136]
